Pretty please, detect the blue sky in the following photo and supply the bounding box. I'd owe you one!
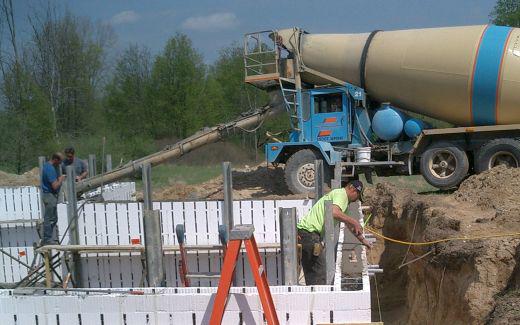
[10,0,498,63]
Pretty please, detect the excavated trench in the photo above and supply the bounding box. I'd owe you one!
[365,174,520,325]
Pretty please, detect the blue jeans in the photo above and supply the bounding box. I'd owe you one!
[42,192,58,244]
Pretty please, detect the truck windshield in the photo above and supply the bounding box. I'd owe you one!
[313,93,342,114]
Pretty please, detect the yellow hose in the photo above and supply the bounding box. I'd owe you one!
[364,225,520,246]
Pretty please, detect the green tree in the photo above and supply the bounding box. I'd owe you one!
[0,67,55,173]
[491,0,520,27]
[149,34,206,138]
[105,44,152,138]
[0,0,55,172]
[211,44,268,119]
[28,6,114,136]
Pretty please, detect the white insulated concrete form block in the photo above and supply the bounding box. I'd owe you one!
[0,286,372,324]
[0,197,372,324]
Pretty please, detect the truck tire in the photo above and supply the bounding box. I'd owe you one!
[420,142,469,190]
[475,138,520,173]
[284,149,330,194]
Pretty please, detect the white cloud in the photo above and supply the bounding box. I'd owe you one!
[182,12,238,31]
[110,10,141,25]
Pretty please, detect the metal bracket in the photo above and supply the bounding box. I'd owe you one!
[229,224,255,240]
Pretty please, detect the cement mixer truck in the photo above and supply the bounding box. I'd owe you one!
[244,25,520,193]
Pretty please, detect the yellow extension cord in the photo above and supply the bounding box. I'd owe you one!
[363,225,520,246]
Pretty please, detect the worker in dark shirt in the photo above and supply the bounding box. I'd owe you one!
[62,147,88,181]
[41,153,66,245]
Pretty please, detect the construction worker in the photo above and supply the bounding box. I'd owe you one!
[297,180,371,285]
[41,153,66,245]
[62,147,88,181]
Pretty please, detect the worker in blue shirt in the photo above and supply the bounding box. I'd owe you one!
[41,153,66,245]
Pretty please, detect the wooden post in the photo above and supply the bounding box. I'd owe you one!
[141,163,152,211]
[38,156,46,219]
[331,162,342,189]
[65,165,82,287]
[44,251,52,288]
[88,154,96,177]
[140,164,165,287]
[222,161,236,285]
[57,167,65,203]
[106,154,112,172]
[324,200,336,285]
[222,162,234,235]
[143,210,165,287]
[279,208,298,285]
[314,160,324,201]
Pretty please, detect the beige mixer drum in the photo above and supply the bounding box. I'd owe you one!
[277,25,520,126]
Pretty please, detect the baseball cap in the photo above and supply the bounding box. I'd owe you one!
[350,180,364,201]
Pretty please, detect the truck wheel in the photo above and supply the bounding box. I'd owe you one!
[284,149,330,194]
[420,142,469,190]
[475,138,520,173]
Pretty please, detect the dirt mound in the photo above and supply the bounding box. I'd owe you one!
[454,165,520,209]
[486,243,520,325]
[454,165,520,229]
[365,182,520,324]
[0,168,39,186]
[153,164,305,200]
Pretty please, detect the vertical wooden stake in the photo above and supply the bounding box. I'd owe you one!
[44,251,52,288]
[88,154,96,177]
[66,166,82,287]
[143,210,165,287]
[106,154,112,172]
[279,208,298,285]
[142,163,152,211]
[324,200,336,285]
[222,162,234,235]
[314,159,324,201]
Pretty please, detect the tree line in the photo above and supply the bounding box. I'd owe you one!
[0,1,272,174]
[1,0,518,174]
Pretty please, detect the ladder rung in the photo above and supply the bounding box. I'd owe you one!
[282,88,297,92]
[186,272,221,279]
[279,77,296,83]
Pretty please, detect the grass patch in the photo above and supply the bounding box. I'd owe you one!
[363,174,441,194]
[135,164,222,190]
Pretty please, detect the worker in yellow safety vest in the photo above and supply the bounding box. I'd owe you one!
[297,180,371,285]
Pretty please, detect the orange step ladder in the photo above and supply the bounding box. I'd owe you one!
[210,224,280,325]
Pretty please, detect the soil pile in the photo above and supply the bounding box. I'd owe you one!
[365,176,520,324]
[153,164,305,201]
[454,165,520,230]
[454,165,520,209]
[0,168,39,186]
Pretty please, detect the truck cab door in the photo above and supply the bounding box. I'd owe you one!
[310,90,350,143]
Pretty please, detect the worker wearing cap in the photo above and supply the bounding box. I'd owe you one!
[297,180,371,285]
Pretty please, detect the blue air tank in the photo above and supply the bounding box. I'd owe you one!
[404,118,429,138]
[371,104,406,141]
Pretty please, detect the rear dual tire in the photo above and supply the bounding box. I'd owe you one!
[474,138,520,173]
